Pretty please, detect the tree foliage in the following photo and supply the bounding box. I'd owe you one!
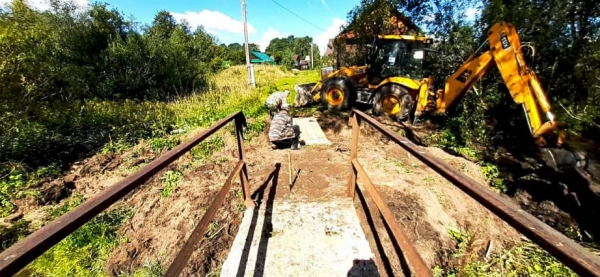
[265,35,321,69]
[0,0,227,168]
[223,42,260,65]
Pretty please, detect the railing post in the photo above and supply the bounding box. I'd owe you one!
[347,111,359,198]
[235,114,254,208]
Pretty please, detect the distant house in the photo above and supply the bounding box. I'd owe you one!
[250,51,276,64]
[293,54,311,70]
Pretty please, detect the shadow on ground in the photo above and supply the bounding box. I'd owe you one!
[347,259,380,277]
[236,163,280,277]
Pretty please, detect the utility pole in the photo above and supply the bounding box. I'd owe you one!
[241,0,255,87]
[310,43,314,69]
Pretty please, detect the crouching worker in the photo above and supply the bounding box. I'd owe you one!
[265,89,290,118]
[268,104,301,150]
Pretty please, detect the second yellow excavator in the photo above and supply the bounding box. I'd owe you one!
[294,21,589,172]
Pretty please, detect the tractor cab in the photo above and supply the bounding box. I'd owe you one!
[367,35,433,84]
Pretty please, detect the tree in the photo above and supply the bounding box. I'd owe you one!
[265,35,316,68]
[0,0,228,167]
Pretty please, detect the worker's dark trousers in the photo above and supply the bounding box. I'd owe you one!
[272,125,301,150]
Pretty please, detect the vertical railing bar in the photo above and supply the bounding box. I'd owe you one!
[235,115,254,208]
[347,113,359,198]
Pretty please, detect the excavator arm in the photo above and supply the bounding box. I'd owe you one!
[417,21,566,147]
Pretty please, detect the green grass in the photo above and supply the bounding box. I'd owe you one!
[160,170,183,198]
[189,136,226,161]
[481,163,507,193]
[274,68,322,117]
[119,259,164,277]
[0,163,61,217]
[26,194,133,277]
[433,226,578,277]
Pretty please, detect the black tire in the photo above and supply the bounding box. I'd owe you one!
[372,84,415,122]
[320,77,354,110]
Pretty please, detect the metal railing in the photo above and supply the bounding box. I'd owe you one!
[0,111,254,277]
[347,108,600,277]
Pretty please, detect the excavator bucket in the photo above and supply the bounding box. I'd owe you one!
[293,82,318,107]
[292,66,333,107]
[539,147,589,172]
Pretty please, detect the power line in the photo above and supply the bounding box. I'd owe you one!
[269,0,328,32]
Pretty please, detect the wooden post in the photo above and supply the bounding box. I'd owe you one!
[288,150,293,191]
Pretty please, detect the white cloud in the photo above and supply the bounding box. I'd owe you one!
[1,0,88,11]
[465,7,481,22]
[314,17,346,57]
[171,9,256,36]
[258,27,290,52]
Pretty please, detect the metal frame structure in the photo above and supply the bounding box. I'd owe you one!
[347,108,600,277]
[0,111,253,277]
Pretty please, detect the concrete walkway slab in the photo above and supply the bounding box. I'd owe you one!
[293,117,331,145]
[220,198,378,277]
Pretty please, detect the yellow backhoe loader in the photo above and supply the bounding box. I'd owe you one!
[294,21,589,173]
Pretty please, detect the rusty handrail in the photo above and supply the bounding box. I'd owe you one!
[349,108,600,277]
[0,111,253,277]
[352,158,433,277]
[347,114,433,277]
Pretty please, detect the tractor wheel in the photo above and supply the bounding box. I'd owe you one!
[372,84,415,122]
[320,77,354,110]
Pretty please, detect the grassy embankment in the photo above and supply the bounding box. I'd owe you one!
[1,64,320,276]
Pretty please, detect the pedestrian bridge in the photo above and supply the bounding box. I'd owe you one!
[0,110,598,277]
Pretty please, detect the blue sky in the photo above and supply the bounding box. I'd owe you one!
[113,0,360,54]
[1,0,480,55]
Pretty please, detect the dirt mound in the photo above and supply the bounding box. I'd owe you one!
[2,126,251,276]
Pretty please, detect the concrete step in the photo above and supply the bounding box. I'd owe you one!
[220,197,378,277]
[293,117,331,146]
